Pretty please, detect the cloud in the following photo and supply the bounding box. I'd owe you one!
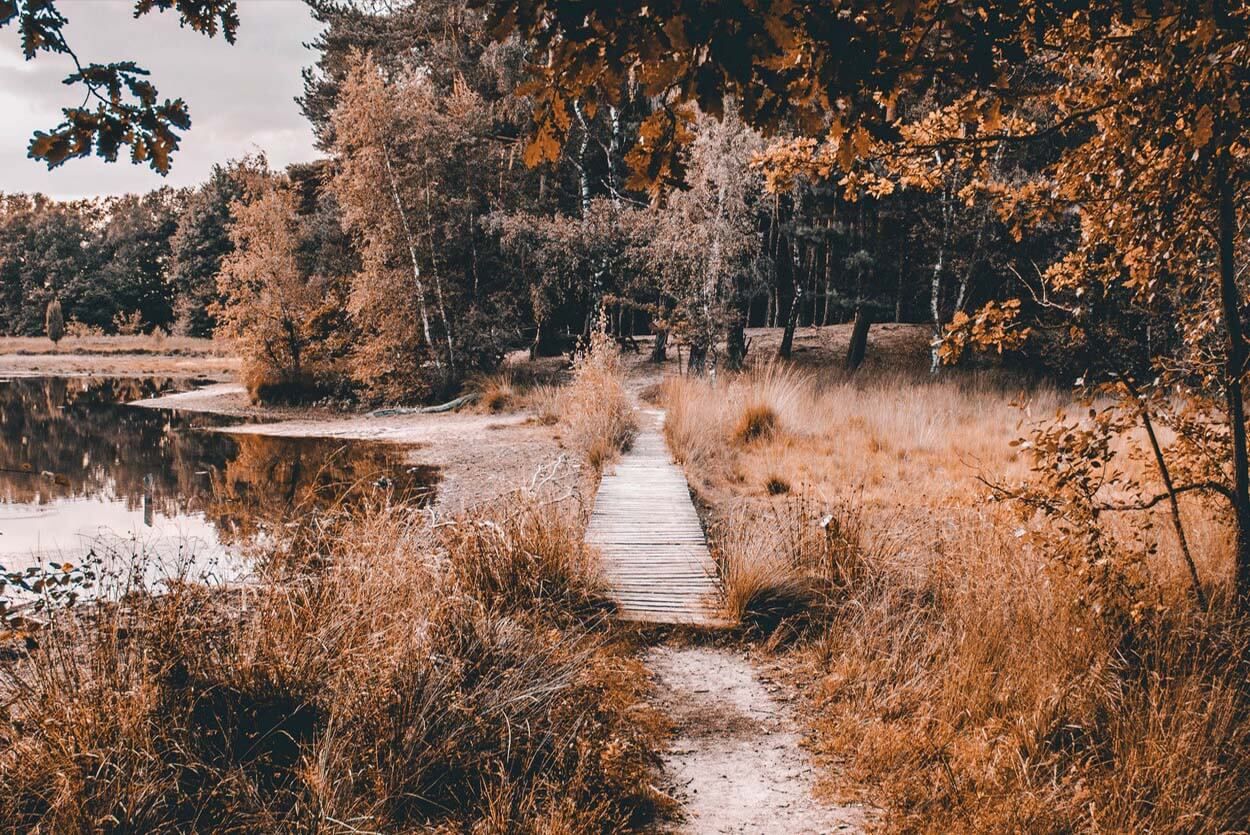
[0,0,324,199]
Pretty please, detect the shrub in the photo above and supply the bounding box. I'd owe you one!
[64,317,103,338]
[44,299,63,344]
[112,309,145,336]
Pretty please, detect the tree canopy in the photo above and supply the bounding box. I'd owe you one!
[1,0,239,172]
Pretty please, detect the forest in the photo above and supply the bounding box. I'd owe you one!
[1,0,1085,402]
[4,0,1250,832]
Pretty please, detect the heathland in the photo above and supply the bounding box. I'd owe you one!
[3,322,1248,832]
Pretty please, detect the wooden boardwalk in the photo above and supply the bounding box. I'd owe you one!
[586,412,721,625]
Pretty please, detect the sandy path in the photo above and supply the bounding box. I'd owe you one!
[647,645,869,834]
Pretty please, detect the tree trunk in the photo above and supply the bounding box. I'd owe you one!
[895,245,905,322]
[725,274,749,371]
[777,230,801,360]
[382,147,436,364]
[530,321,545,360]
[422,186,457,377]
[780,294,801,359]
[845,306,872,371]
[820,238,832,326]
[725,320,747,371]
[929,151,951,374]
[574,100,592,217]
[650,328,668,363]
[687,341,708,375]
[1218,152,1250,604]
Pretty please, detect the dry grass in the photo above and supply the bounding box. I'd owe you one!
[711,495,878,636]
[663,361,1250,832]
[0,335,232,357]
[556,330,638,472]
[0,496,667,833]
[799,510,1250,832]
[471,370,522,413]
[469,360,569,415]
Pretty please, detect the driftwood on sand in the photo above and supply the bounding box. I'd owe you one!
[368,393,478,417]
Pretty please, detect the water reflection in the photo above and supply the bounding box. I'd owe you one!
[0,377,437,572]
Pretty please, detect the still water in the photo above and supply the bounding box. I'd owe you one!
[0,377,436,578]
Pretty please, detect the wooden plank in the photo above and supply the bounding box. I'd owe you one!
[584,413,723,628]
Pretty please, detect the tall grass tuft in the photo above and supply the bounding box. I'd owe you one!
[712,496,880,636]
[559,327,638,471]
[665,361,811,462]
[733,403,777,444]
[731,361,808,445]
[471,370,519,412]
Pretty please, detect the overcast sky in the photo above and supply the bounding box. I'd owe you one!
[0,0,324,200]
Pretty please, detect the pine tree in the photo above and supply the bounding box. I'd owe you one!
[44,298,64,344]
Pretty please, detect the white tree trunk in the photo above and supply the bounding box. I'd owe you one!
[382,146,437,366]
[929,151,949,375]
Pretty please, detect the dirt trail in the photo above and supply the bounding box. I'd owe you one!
[647,645,869,834]
[614,400,866,832]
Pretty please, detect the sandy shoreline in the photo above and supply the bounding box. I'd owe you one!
[0,352,572,513]
[130,382,571,513]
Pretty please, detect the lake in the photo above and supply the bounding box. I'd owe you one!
[0,377,436,585]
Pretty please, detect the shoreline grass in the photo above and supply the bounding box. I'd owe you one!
[0,497,666,833]
[0,333,666,833]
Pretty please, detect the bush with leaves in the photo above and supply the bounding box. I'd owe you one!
[43,299,63,344]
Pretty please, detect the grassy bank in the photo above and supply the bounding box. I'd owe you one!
[0,497,666,833]
[663,362,1250,832]
[0,337,661,833]
[0,335,232,357]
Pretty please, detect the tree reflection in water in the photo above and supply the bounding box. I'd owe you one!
[0,377,437,570]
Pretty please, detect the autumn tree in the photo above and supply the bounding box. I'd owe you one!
[214,169,343,401]
[993,9,1250,603]
[492,198,645,358]
[328,55,462,401]
[329,39,556,402]
[645,108,766,373]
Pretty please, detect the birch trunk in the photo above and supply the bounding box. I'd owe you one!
[382,146,437,365]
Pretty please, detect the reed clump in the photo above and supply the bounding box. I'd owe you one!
[0,497,665,832]
[558,328,638,472]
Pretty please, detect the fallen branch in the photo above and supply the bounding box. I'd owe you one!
[1115,374,1208,610]
[369,393,478,417]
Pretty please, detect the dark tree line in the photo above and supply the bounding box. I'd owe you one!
[0,162,243,337]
